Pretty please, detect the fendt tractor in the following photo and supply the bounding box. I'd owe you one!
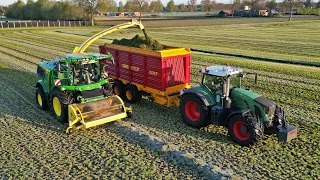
[179,65,297,146]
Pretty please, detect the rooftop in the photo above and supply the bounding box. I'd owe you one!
[201,65,242,77]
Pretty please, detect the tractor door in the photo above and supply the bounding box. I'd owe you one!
[202,74,224,103]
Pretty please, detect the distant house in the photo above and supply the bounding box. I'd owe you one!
[259,10,268,16]
[219,10,233,16]
[134,12,143,17]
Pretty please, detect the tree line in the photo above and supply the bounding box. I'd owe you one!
[3,0,320,23]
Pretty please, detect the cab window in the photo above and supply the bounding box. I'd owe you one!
[203,74,223,94]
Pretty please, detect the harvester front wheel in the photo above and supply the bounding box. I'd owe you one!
[35,86,48,110]
[112,80,124,98]
[180,94,209,128]
[50,89,71,123]
[124,84,142,103]
[228,114,263,146]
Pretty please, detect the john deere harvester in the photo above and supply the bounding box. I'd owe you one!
[35,53,132,134]
[179,65,297,146]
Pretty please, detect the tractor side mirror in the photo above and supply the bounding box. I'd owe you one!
[56,62,61,72]
[110,57,115,64]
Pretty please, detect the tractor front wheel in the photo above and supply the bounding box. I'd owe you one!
[180,94,209,128]
[50,89,72,123]
[35,86,48,110]
[228,114,264,146]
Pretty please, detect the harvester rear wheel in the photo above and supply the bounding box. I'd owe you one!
[50,89,72,123]
[35,86,48,110]
[228,114,264,146]
[180,94,209,128]
[124,84,142,103]
[112,80,124,98]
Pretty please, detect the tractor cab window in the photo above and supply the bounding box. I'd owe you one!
[229,74,241,89]
[203,74,223,95]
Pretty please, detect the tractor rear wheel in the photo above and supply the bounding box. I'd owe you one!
[228,114,264,146]
[35,86,48,110]
[124,84,142,104]
[50,89,72,123]
[180,94,209,128]
[112,80,124,98]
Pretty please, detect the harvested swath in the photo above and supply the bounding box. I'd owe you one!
[111,32,164,51]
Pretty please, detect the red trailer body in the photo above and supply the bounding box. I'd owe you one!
[99,44,191,107]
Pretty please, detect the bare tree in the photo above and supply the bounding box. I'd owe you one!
[188,0,197,12]
[231,0,241,18]
[134,0,146,20]
[282,0,304,21]
[74,0,100,26]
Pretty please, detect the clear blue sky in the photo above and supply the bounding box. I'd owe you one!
[1,0,234,7]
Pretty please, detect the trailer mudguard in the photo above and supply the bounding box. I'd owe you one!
[181,86,216,106]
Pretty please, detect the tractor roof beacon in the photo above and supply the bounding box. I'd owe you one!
[180,64,297,146]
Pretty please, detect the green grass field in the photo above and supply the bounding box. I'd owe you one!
[0,18,319,179]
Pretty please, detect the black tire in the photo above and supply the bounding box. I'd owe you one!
[50,88,72,123]
[35,86,48,110]
[112,80,124,98]
[179,94,209,128]
[227,114,264,146]
[123,84,142,103]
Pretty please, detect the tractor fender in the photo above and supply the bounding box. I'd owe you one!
[181,87,215,106]
[224,109,251,127]
[36,80,48,93]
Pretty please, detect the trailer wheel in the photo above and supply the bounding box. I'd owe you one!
[35,86,48,110]
[112,80,124,98]
[50,89,72,123]
[180,94,209,128]
[124,84,142,103]
[228,114,264,146]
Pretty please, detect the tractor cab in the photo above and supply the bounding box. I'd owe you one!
[200,65,242,108]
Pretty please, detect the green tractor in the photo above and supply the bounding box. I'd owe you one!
[35,53,132,133]
[179,65,297,146]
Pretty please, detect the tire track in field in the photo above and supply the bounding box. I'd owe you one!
[0,33,71,53]
[0,41,59,62]
[0,35,66,55]
[192,49,320,67]
[0,47,38,67]
[21,30,101,50]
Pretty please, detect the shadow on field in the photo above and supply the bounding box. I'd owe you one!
[0,66,66,134]
[109,123,234,179]
[128,99,234,145]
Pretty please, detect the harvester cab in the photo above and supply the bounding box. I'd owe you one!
[35,53,132,134]
[180,65,297,146]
